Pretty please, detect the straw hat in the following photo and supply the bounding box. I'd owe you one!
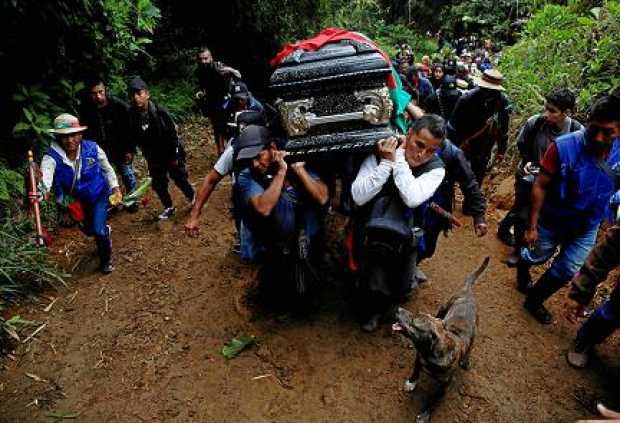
[475,69,505,91]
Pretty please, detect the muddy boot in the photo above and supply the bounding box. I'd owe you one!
[516,261,532,293]
[566,339,591,369]
[523,271,565,324]
[497,215,516,247]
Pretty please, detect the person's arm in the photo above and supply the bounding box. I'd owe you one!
[249,151,287,217]
[158,106,181,162]
[452,147,488,235]
[351,139,398,206]
[39,154,56,194]
[96,146,120,192]
[184,169,225,236]
[405,102,425,120]
[568,224,620,306]
[525,142,558,247]
[392,149,446,208]
[290,163,329,206]
[215,62,242,79]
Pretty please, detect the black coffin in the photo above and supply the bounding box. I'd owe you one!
[269,39,396,159]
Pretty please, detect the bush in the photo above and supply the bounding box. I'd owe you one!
[500,2,620,132]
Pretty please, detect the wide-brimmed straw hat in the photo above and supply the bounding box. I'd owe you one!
[48,113,87,135]
[475,69,505,91]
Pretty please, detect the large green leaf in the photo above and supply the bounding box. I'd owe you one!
[222,335,256,359]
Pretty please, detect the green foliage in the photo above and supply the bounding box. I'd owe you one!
[441,0,533,46]
[4,0,161,151]
[500,2,619,128]
[148,79,196,122]
[317,0,437,57]
[0,165,24,205]
[0,215,68,311]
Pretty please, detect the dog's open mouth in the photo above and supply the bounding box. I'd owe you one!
[392,322,404,332]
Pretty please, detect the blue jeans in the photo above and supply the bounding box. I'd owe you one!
[520,222,599,281]
[118,163,137,193]
[80,193,111,263]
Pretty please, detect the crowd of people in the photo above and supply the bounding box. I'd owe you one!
[37,40,620,379]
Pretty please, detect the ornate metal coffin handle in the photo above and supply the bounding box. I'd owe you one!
[276,87,393,137]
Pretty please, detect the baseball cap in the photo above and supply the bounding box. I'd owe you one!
[128,76,148,92]
[234,125,272,161]
[230,81,250,100]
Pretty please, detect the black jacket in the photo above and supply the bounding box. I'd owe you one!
[436,138,486,225]
[447,87,511,156]
[128,101,180,163]
[78,96,132,164]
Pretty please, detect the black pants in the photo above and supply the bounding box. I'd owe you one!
[499,177,533,248]
[148,159,194,208]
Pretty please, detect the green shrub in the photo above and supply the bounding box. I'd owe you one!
[500,2,619,131]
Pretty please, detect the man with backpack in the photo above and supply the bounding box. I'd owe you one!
[127,76,195,220]
[350,115,446,332]
[498,88,583,267]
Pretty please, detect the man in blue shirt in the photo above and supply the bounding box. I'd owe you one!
[520,96,620,324]
[233,126,329,307]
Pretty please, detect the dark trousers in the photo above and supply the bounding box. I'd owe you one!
[148,159,194,208]
[80,192,111,264]
[576,286,620,347]
[499,177,532,248]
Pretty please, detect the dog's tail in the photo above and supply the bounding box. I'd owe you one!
[464,256,490,289]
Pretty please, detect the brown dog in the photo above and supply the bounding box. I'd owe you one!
[393,256,490,423]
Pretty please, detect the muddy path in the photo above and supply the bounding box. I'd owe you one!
[1,119,618,422]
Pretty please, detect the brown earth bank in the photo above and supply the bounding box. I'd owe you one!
[1,119,619,423]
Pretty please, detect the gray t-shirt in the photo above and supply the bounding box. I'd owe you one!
[516,114,583,174]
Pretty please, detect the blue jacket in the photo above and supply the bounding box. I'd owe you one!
[47,140,108,204]
[542,131,620,233]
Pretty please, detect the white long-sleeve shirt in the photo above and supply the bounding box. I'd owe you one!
[351,149,445,208]
[40,141,119,195]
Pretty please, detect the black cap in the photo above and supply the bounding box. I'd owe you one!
[128,76,148,91]
[230,81,250,99]
[441,75,458,91]
[444,58,457,74]
[234,125,272,161]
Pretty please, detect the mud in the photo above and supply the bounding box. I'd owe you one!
[1,119,618,422]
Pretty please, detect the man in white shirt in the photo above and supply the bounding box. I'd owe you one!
[351,114,446,332]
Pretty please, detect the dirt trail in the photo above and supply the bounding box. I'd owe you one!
[1,121,618,423]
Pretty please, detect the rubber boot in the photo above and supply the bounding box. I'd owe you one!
[497,213,516,247]
[516,261,532,293]
[523,270,566,324]
[96,225,113,273]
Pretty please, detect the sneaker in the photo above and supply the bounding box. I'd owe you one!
[100,261,114,274]
[414,268,429,284]
[523,300,553,324]
[361,314,381,333]
[158,207,176,220]
[566,342,590,369]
